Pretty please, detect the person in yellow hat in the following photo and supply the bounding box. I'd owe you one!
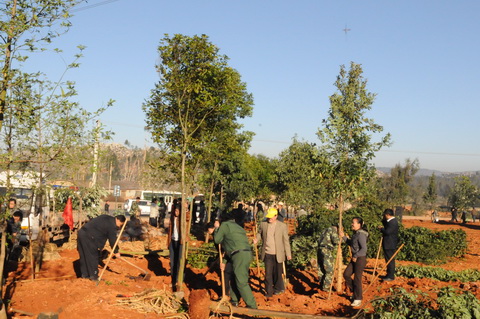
[254,207,291,298]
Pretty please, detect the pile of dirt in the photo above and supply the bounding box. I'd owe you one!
[188,289,211,319]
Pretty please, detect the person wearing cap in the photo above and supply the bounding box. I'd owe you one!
[254,207,292,297]
[208,212,257,309]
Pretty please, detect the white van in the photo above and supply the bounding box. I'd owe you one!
[20,213,40,241]
[124,199,151,216]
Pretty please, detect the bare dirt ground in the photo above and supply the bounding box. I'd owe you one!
[5,215,480,318]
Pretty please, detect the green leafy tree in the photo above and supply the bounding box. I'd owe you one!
[143,34,253,291]
[0,1,114,215]
[380,158,419,207]
[275,138,328,211]
[423,173,437,210]
[448,176,478,210]
[202,134,253,214]
[317,62,391,292]
[0,0,84,132]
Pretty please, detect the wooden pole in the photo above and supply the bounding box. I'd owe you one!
[19,275,75,282]
[218,244,226,298]
[335,196,344,293]
[372,237,383,281]
[118,256,149,275]
[253,221,261,277]
[97,220,127,284]
[282,261,288,287]
[209,301,349,319]
[0,229,8,319]
[27,215,34,281]
[119,249,169,256]
[363,243,404,295]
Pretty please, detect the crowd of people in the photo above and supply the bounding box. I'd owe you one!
[11,190,479,312]
[0,192,415,310]
[207,205,401,308]
[72,198,403,308]
[0,195,411,309]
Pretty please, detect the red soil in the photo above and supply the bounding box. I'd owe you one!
[5,217,480,318]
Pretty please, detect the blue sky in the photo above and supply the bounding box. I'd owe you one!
[25,0,480,172]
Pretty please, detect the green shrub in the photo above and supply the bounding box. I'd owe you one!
[397,265,480,282]
[295,209,338,237]
[436,286,480,319]
[290,235,318,269]
[398,227,467,264]
[369,287,435,319]
[291,209,336,269]
[186,242,217,269]
[368,287,480,319]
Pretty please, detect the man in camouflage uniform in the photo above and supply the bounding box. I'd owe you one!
[130,197,141,218]
[317,225,339,291]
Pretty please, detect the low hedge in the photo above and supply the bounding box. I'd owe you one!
[368,287,480,319]
[398,227,467,264]
[396,265,480,283]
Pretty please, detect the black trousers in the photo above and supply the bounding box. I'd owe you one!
[343,256,366,301]
[149,217,158,227]
[169,240,182,291]
[77,228,100,279]
[383,249,396,279]
[264,254,284,297]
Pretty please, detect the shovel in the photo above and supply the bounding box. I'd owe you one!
[118,256,151,281]
[282,262,289,288]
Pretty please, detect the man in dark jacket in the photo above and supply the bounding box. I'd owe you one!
[379,209,399,281]
[77,214,126,281]
[7,210,24,261]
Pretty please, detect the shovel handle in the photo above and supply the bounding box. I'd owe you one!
[98,220,127,284]
[118,256,149,274]
[218,244,226,298]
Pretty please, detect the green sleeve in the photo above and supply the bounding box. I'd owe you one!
[213,223,226,245]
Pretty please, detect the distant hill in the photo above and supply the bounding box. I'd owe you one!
[376,167,480,177]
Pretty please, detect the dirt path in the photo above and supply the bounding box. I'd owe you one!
[5,217,479,318]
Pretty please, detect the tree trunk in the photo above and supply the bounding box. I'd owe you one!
[176,147,188,291]
[335,194,344,293]
[0,226,9,319]
[206,161,218,223]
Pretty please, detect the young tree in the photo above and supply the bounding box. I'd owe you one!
[448,176,478,210]
[381,158,420,207]
[0,0,84,132]
[423,173,438,209]
[317,62,391,292]
[199,129,253,220]
[143,34,253,291]
[275,138,328,211]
